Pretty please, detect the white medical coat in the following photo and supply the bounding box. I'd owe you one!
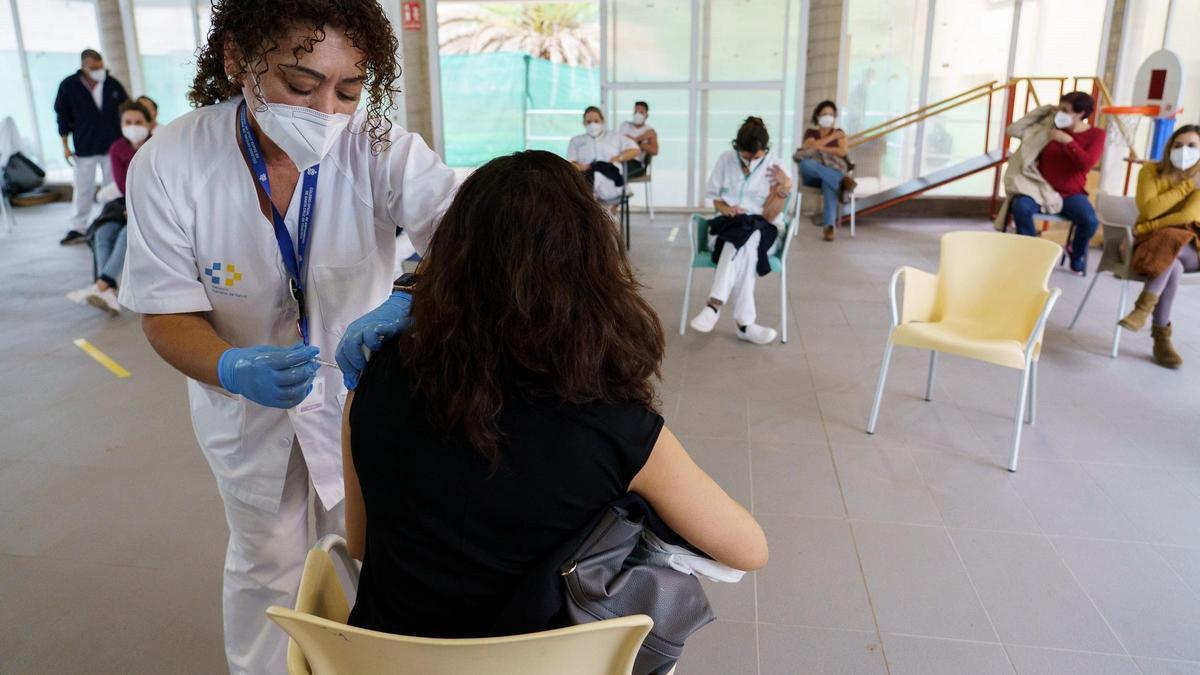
[566,129,637,201]
[118,97,457,512]
[705,150,788,227]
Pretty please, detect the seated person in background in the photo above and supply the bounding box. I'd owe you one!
[1009,91,1105,273]
[66,100,152,315]
[794,100,854,242]
[136,95,159,131]
[567,106,639,204]
[1117,124,1200,369]
[689,116,792,345]
[342,150,767,638]
[618,100,658,178]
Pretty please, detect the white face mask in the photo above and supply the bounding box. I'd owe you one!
[817,114,836,128]
[1054,111,1075,129]
[88,68,106,83]
[632,112,646,125]
[122,125,149,145]
[243,82,353,171]
[1170,146,1200,171]
[586,122,604,138]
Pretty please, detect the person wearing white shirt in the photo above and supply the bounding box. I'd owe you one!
[689,117,792,345]
[567,106,639,204]
[618,100,658,178]
[117,2,456,673]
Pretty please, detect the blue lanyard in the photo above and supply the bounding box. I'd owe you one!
[237,101,320,344]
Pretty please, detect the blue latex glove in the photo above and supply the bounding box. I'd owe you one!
[217,342,321,409]
[335,290,412,390]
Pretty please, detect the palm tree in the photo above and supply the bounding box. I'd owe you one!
[438,3,599,67]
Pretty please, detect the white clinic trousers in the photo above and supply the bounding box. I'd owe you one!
[218,441,345,675]
[71,154,112,230]
[707,230,761,327]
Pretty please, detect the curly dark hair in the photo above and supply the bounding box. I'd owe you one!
[734,116,770,153]
[188,0,401,151]
[397,150,664,463]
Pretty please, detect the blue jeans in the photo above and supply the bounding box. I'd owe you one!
[799,159,843,228]
[93,221,127,288]
[1011,193,1098,270]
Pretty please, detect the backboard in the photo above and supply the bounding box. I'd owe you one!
[1132,49,1185,119]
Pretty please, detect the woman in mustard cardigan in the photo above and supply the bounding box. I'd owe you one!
[1118,124,1200,368]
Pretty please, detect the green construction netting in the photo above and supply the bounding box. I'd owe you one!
[439,51,599,167]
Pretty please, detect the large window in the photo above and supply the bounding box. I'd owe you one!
[0,0,37,164]
[14,0,101,173]
[133,0,203,125]
[842,0,1109,198]
[436,1,600,169]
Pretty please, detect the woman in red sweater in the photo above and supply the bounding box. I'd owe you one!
[65,100,152,314]
[1011,91,1105,273]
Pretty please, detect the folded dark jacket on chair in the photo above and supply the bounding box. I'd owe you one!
[708,213,778,277]
[587,160,625,187]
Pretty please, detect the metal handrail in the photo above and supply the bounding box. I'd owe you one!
[846,75,1121,152]
[848,82,1009,149]
[847,81,998,143]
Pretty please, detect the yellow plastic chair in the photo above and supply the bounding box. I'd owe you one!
[267,536,653,675]
[865,231,1062,472]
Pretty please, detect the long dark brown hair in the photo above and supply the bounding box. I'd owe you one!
[401,150,665,462]
[188,0,400,151]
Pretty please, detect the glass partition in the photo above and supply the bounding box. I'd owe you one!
[610,0,690,83]
[15,0,101,174]
[704,0,789,82]
[133,0,200,125]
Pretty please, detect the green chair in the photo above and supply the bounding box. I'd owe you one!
[679,194,799,343]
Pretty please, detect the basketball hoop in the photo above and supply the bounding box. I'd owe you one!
[1099,105,1157,160]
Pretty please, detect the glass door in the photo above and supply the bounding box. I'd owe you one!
[602,0,803,209]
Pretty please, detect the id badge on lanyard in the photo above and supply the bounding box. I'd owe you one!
[238,101,320,344]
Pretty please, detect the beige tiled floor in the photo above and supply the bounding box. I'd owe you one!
[3,202,1200,674]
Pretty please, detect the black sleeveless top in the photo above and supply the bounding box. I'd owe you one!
[346,342,663,638]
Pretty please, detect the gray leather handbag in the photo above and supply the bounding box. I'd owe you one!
[558,498,716,675]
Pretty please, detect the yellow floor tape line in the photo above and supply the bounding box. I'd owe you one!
[668,226,679,242]
[74,339,132,378]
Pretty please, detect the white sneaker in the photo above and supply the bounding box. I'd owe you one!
[66,284,97,305]
[737,323,777,345]
[86,287,121,316]
[690,305,720,333]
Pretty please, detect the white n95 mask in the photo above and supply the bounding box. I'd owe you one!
[818,114,835,128]
[121,125,149,145]
[89,69,106,83]
[243,83,353,171]
[1053,111,1075,129]
[632,112,646,125]
[1170,146,1200,171]
[586,122,604,138]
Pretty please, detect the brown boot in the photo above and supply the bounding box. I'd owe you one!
[840,175,858,204]
[823,227,835,242]
[1151,323,1183,369]
[1118,290,1159,332]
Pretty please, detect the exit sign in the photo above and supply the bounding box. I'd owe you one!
[402,2,422,31]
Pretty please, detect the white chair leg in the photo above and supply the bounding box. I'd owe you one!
[680,265,694,336]
[780,263,788,344]
[849,192,856,238]
[1111,279,1129,358]
[924,351,937,401]
[1069,272,1102,330]
[646,180,655,220]
[1008,363,1033,472]
[1026,359,1037,425]
[866,339,895,434]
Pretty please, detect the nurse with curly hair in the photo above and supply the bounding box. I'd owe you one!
[117,2,457,671]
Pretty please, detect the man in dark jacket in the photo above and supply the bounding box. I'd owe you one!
[55,49,128,245]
